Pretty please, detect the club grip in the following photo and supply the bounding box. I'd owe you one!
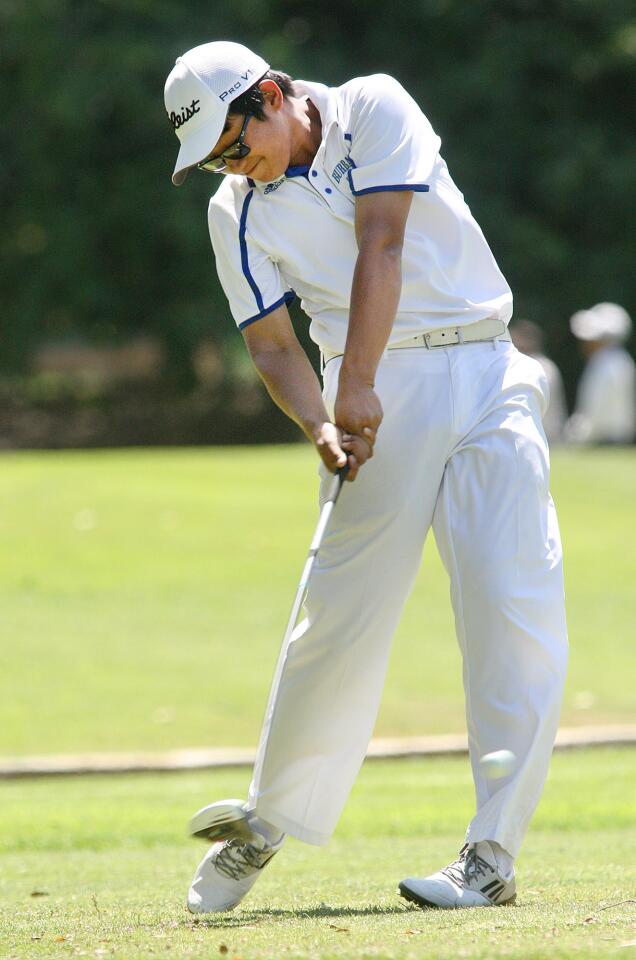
[324,463,350,504]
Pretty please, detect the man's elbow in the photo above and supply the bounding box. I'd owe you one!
[357,224,406,258]
[246,339,297,376]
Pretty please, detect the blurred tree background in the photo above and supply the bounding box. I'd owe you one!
[1,0,635,446]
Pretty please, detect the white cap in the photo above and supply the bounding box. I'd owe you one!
[570,302,632,343]
[164,41,269,186]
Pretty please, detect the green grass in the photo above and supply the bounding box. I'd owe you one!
[1,445,635,756]
[2,749,636,958]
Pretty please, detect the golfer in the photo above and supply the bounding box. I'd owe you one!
[164,41,568,912]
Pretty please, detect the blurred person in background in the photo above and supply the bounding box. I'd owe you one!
[510,320,567,443]
[565,303,635,445]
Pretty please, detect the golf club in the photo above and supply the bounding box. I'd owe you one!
[189,462,349,842]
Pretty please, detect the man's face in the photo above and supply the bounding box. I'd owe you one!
[580,338,606,358]
[204,85,291,183]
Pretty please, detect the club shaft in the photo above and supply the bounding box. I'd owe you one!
[281,498,336,645]
[279,460,348,646]
[249,466,348,792]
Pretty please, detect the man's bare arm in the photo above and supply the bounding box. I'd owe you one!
[335,190,414,440]
[242,303,371,480]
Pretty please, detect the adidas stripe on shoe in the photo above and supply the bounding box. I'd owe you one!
[399,840,516,909]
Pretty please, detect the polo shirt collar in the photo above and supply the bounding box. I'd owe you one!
[293,79,338,129]
[254,79,338,193]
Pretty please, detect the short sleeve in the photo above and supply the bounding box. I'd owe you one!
[345,74,441,197]
[208,187,294,330]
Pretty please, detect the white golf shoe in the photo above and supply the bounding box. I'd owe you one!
[187,832,282,914]
[186,800,283,915]
[399,841,516,909]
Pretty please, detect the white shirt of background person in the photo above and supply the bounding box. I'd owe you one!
[565,302,636,444]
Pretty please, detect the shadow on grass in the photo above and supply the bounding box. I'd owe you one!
[184,903,417,928]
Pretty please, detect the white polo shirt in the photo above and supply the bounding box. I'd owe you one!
[208,73,513,354]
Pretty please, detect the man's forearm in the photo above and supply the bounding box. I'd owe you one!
[333,191,412,442]
[248,336,374,480]
[340,243,403,387]
[248,340,329,442]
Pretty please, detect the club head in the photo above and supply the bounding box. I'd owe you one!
[188,798,253,843]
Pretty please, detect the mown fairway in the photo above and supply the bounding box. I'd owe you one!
[1,445,635,756]
[1,749,636,959]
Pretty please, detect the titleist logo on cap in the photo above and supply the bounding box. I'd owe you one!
[168,98,201,130]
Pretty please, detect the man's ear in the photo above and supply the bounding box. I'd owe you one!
[259,79,284,111]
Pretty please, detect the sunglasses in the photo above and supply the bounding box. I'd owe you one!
[197,114,252,174]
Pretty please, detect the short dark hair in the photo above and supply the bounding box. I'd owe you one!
[225,70,295,128]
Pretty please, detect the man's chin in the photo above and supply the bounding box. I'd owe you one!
[253,163,286,184]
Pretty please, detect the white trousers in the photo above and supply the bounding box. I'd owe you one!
[247,340,568,858]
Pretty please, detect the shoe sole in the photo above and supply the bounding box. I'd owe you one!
[398,882,517,909]
[189,800,252,843]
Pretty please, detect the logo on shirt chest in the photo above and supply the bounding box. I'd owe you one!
[331,156,354,184]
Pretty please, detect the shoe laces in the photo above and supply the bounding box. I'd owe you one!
[441,844,495,886]
[214,837,274,881]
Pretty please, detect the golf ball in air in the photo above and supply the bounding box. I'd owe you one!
[479,749,516,780]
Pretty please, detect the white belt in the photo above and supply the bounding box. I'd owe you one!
[321,318,511,366]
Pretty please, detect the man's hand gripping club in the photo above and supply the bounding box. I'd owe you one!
[241,303,376,483]
[313,416,377,483]
[331,366,382,479]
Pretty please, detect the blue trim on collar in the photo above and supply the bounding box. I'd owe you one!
[285,164,311,178]
[238,190,264,312]
[238,291,296,330]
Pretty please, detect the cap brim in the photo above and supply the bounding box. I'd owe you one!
[171,115,225,186]
[172,166,190,186]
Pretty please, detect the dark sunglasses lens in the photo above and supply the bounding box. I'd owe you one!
[198,132,251,175]
[222,143,251,161]
[199,157,226,173]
